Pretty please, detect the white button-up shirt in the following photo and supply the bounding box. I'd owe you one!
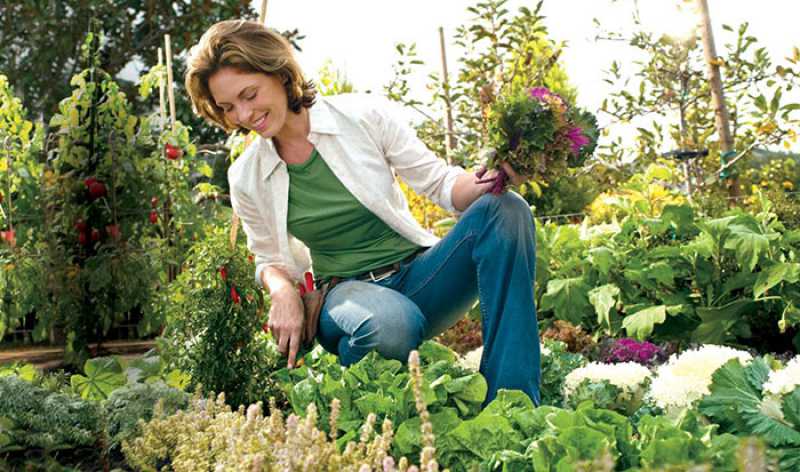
[228,93,467,285]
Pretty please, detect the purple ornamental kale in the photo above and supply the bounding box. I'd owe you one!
[605,338,664,365]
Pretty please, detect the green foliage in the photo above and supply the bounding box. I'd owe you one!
[0,74,46,341]
[104,382,189,453]
[71,356,126,401]
[276,341,486,464]
[385,0,576,168]
[159,225,283,409]
[540,340,587,407]
[42,59,166,363]
[0,1,261,144]
[699,357,800,470]
[0,375,100,452]
[317,59,356,96]
[536,191,800,351]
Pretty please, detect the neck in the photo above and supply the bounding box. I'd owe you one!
[273,107,309,150]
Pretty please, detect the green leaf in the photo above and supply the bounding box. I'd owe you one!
[724,224,772,272]
[540,277,591,325]
[198,162,213,178]
[623,305,667,340]
[70,357,126,401]
[692,300,756,344]
[588,284,620,332]
[395,408,461,456]
[648,261,675,287]
[588,247,615,276]
[754,263,800,299]
[782,388,800,429]
[418,340,458,364]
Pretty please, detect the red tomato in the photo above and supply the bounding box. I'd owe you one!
[165,143,183,160]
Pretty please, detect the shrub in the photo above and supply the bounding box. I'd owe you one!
[158,225,284,408]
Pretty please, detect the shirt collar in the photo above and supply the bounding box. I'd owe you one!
[260,96,339,181]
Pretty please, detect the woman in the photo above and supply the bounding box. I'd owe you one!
[185,20,541,405]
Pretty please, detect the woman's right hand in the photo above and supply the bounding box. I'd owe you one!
[267,285,305,369]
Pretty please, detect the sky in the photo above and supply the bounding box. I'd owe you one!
[252,0,800,152]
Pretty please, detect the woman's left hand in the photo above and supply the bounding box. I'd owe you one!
[499,162,529,186]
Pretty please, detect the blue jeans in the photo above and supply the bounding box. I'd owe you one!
[317,191,541,406]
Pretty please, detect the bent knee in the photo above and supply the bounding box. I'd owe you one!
[351,312,426,362]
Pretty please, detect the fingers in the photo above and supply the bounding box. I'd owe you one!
[276,328,289,356]
[287,330,301,369]
[500,162,528,186]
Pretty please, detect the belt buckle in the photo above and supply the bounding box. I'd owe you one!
[368,268,396,283]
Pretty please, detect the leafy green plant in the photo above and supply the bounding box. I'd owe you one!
[536,184,800,351]
[104,382,189,454]
[0,74,46,342]
[70,356,127,401]
[699,357,800,470]
[540,340,587,406]
[0,375,100,452]
[277,341,487,464]
[158,225,282,409]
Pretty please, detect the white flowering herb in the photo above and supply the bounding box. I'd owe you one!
[648,345,752,412]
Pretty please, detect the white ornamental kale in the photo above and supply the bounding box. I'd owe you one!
[563,361,652,396]
[648,345,752,411]
[763,356,800,397]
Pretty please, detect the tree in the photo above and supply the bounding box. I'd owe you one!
[0,1,303,144]
[595,1,800,205]
[385,0,600,216]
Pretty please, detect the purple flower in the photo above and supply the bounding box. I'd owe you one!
[566,126,590,155]
[529,87,552,101]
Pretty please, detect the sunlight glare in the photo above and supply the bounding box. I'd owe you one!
[638,1,700,42]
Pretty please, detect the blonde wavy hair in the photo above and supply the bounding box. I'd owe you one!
[185,20,316,133]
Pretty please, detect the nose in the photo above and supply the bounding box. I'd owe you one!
[230,104,254,127]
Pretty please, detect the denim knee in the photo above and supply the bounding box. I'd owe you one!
[472,191,534,234]
[349,309,426,363]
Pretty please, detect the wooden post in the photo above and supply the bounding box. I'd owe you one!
[697,0,738,198]
[438,27,455,164]
[259,0,269,24]
[158,47,166,127]
[164,35,177,132]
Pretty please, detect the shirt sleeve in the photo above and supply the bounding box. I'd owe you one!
[368,96,467,213]
[228,181,292,288]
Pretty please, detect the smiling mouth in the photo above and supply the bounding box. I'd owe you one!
[252,114,268,131]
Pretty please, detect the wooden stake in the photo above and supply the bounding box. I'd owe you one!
[164,35,177,131]
[259,0,269,24]
[230,213,240,249]
[438,27,455,164]
[697,0,738,198]
[157,47,166,127]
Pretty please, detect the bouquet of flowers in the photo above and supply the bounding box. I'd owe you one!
[477,86,599,194]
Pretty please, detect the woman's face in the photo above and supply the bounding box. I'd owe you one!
[208,67,288,138]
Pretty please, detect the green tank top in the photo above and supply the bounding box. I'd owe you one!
[286,148,421,279]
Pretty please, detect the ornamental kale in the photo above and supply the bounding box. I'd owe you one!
[480,86,598,194]
[602,338,666,366]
